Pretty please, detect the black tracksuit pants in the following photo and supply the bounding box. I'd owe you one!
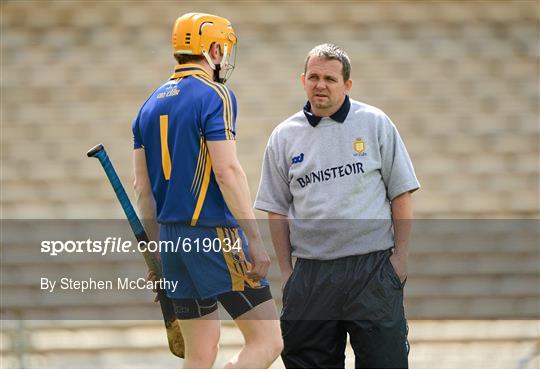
[281,249,409,369]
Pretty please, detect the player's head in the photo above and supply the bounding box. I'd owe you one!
[301,44,352,116]
[172,12,238,83]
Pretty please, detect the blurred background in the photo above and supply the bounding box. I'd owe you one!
[1,1,539,368]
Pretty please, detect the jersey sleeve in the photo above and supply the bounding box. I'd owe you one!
[132,113,143,149]
[254,132,292,216]
[379,115,420,200]
[201,86,237,141]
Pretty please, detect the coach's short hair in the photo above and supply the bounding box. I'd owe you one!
[304,43,351,81]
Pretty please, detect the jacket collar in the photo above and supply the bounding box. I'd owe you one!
[303,95,351,127]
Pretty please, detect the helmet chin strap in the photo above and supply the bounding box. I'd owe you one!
[202,46,228,83]
[213,64,223,83]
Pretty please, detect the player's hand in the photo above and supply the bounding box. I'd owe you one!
[147,270,160,302]
[389,252,408,283]
[246,240,271,281]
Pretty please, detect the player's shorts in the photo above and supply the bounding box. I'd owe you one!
[172,285,273,319]
[159,223,270,300]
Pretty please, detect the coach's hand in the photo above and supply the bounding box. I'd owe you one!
[247,240,271,281]
[389,252,408,283]
[281,270,293,292]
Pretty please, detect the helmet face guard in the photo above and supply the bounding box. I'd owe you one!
[206,41,237,83]
[220,43,236,83]
[172,13,238,83]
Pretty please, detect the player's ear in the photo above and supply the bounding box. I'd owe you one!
[300,73,306,87]
[209,42,222,61]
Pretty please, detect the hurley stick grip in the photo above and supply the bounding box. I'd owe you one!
[86,144,161,275]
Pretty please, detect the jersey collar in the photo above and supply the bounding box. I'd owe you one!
[303,95,351,127]
[170,63,211,80]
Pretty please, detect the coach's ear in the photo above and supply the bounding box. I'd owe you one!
[345,78,352,93]
[300,73,306,88]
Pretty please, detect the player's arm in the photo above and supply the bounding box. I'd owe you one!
[206,140,270,280]
[390,191,413,283]
[267,212,293,291]
[133,148,162,298]
[133,148,159,242]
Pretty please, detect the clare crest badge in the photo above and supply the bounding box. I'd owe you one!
[354,138,365,154]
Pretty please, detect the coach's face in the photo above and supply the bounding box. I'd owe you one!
[301,56,352,117]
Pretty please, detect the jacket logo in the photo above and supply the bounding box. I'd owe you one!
[354,138,365,154]
[353,138,367,157]
[291,153,304,164]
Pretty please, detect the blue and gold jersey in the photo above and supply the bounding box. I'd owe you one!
[132,64,238,226]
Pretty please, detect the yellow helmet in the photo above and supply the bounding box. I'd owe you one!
[172,13,237,82]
